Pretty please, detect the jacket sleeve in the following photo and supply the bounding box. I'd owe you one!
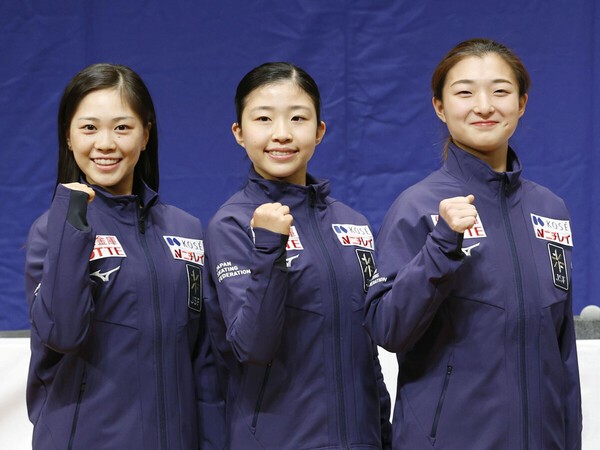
[205,213,288,365]
[194,306,227,450]
[364,197,465,353]
[25,185,96,353]
[560,288,582,449]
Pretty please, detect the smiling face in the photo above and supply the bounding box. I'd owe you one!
[432,53,528,171]
[232,80,326,186]
[67,88,150,195]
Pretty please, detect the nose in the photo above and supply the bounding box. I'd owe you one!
[271,119,292,143]
[473,93,495,115]
[95,130,117,150]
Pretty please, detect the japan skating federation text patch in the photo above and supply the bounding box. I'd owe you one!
[355,249,376,292]
[186,264,202,312]
[547,243,569,291]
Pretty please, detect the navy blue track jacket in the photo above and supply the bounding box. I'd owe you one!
[204,170,392,449]
[364,144,582,449]
[25,182,225,449]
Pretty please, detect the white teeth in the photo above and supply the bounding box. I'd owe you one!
[269,150,294,156]
[94,159,119,165]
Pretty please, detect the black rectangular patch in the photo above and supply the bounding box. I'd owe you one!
[547,243,569,291]
[355,249,376,293]
[186,264,202,312]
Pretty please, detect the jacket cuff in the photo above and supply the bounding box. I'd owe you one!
[253,228,288,270]
[66,190,91,231]
[431,216,464,260]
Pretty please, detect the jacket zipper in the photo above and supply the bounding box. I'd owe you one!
[500,178,529,450]
[308,187,349,449]
[138,207,169,450]
[430,365,453,440]
[251,362,272,430]
[67,368,87,450]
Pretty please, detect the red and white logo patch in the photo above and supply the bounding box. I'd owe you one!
[531,214,573,247]
[286,226,304,251]
[90,235,127,261]
[332,224,374,250]
[163,236,204,265]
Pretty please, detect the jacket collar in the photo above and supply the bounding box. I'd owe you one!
[245,167,331,207]
[84,177,159,216]
[444,141,522,191]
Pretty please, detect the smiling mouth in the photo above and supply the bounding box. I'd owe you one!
[93,158,121,166]
[266,149,298,159]
[471,121,498,126]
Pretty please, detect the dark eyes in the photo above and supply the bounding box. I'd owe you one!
[255,116,308,122]
[79,124,131,131]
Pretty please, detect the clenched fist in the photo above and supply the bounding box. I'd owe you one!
[62,182,95,203]
[251,202,293,235]
[439,195,477,233]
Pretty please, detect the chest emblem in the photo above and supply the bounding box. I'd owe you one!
[163,236,204,265]
[286,254,300,268]
[90,266,120,282]
[332,224,374,250]
[430,214,487,239]
[90,235,127,261]
[461,242,480,256]
[186,264,202,312]
[547,243,569,291]
[531,214,573,247]
[355,249,376,292]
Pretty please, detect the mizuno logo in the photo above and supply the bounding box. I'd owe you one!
[461,243,480,256]
[286,254,299,268]
[90,266,121,282]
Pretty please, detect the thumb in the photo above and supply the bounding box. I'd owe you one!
[466,194,475,204]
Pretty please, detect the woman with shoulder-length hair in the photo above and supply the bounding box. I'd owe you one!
[25,63,224,449]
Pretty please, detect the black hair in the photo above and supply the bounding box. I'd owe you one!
[234,62,322,126]
[56,63,159,191]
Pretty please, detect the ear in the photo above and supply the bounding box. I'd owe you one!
[315,121,326,145]
[231,122,245,147]
[142,122,152,151]
[518,93,528,118]
[432,96,447,123]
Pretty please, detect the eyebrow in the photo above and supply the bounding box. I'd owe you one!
[249,105,312,112]
[75,116,136,121]
[450,78,514,87]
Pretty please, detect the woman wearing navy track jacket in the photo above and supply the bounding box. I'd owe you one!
[364,39,582,449]
[204,62,392,449]
[24,64,224,449]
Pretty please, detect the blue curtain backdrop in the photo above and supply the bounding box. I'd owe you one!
[1,0,598,329]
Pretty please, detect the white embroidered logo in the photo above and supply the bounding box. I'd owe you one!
[90,266,121,282]
[461,243,480,256]
[286,254,300,268]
